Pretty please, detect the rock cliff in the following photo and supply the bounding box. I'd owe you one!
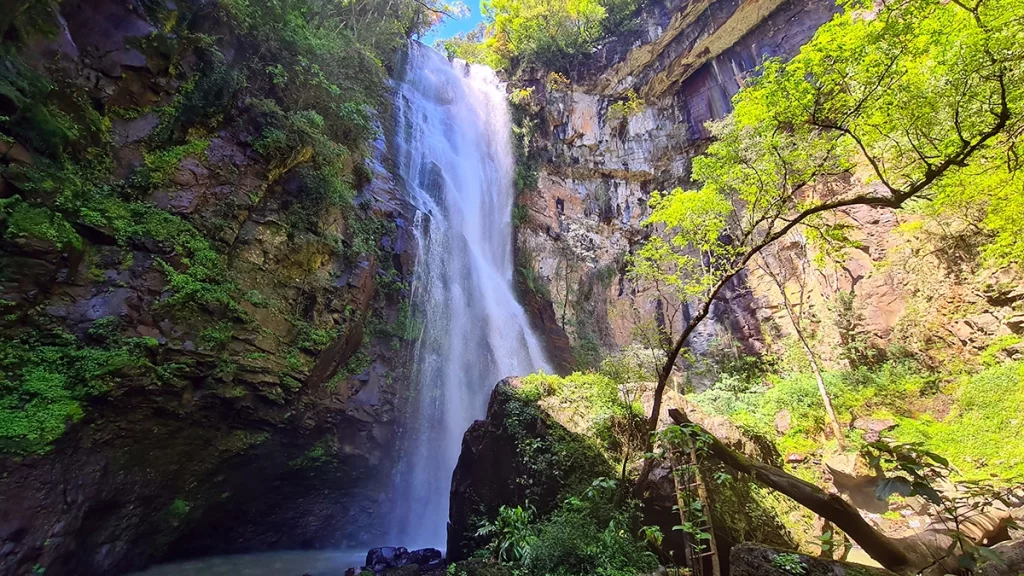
[0,1,419,574]
[513,0,1024,372]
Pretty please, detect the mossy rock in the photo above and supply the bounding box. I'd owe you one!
[446,377,613,561]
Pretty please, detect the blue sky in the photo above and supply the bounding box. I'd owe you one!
[420,5,485,45]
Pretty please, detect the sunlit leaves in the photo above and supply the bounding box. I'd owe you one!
[631,187,738,299]
[482,0,607,67]
[630,0,1023,308]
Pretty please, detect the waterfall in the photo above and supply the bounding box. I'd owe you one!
[386,43,551,550]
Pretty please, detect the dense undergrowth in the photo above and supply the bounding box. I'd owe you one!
[464,367,657,576]
[688,350,1024,481]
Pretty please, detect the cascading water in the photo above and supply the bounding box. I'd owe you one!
[386,43,551,550]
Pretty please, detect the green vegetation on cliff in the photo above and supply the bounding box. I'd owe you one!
[496,0,1024,570]
[0,0,451,454]
[441,0,645,72]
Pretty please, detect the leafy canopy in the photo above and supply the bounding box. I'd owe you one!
[632,0,1022,307]
[442,0,643,72]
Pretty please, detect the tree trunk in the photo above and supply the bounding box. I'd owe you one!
[761,262,845,447]
[667,408,915,574]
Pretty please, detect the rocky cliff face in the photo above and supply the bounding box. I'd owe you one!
[514,0,1024,372]
[0,2,419,574]
[513,0,838,367]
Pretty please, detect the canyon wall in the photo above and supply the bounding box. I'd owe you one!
[515,0,1024,374]
[0,1,419,574]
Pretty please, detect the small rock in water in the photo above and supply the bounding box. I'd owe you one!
[364,546,443,573]
[407,548,443,568]
[367,547,410,572]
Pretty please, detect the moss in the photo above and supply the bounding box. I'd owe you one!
[167,498,192,521]
[131,139,210,191]
[0,321,158,454]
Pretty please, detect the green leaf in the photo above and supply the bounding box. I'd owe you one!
[910,481,943,506]
[875,477,913,501]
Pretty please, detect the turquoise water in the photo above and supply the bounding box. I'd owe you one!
[127,550,365,576]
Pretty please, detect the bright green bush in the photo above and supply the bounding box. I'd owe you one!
[519,371,644,453]
[525,497,657,576]
[443,0,646,73]
[0,322,157,454]
[476,504,536,563]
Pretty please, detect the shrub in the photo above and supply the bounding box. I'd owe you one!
[525,500,657,576]
[477,504,536,563]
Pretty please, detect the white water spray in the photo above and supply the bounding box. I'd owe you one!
[386,43,550,550]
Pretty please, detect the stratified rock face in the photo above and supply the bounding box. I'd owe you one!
[515,0,839,367]
[516,0,1024,370]
[446,378,612,562]
[0,1,416,574]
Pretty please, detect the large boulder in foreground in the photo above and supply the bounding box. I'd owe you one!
[446,377,612,561]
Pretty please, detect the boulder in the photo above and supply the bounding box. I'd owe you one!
[852,417,897,442]
[446,378,612,561]
[364,547,443,573]
[407,548,443,568]
[774,410,793,434]
[366,547,410,572]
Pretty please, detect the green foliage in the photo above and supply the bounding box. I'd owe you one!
[978,334,1022,368]
[0,321,157,454]
[517,254,550,300]
[295,320,338,352]
[693,355,1024,481]
[220,429,271,452]
[770,552,807,575]
[131,139,210,191]
[889,361,1024,480]
[0,196,81,249]
[523,493,657,576]
[630,0,1023,327]
[691,360,933,454]
[2,137,242,319]
[1,1,61,44]
[289,437,336,468]
[519,372,644,454]
[865,441,1016,571]
[482,0,607,70]
[477,504,536,563]
[198,321,235,350]
[167,498,192,521]
[0,54,108,159]
[445,0,644,72]
[151,54,242,144]
[605,90,642,125]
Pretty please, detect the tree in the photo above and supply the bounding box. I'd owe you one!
[482,0,607,68]
[629,0,1021,490]
[754,240,845,448]
[667,408,1021,574]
